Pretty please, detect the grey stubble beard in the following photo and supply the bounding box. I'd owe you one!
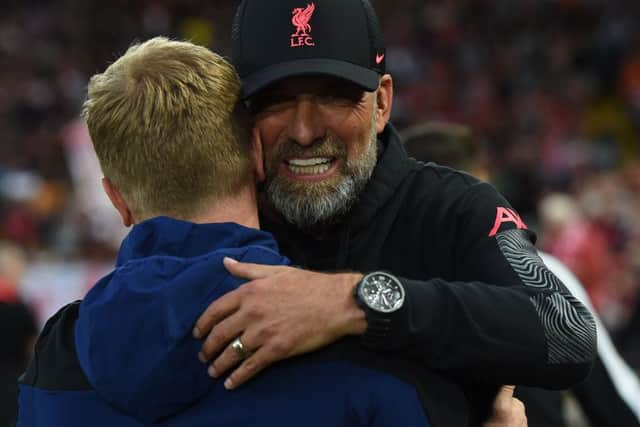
[263,114,378,230]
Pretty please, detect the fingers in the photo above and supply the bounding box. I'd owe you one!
[223,257,287,281]
[194,257,285,339]
[222,347,271,390]
[193,289,243,340]
[207,334,256,380]
[209,322,266,378]
[198,311,246,362]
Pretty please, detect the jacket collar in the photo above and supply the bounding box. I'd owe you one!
[343,124,419,233]
[115,216,278,266]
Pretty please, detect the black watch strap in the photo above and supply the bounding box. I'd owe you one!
[354,272,408,349]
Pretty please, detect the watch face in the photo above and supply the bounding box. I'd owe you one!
[359,272,405,313]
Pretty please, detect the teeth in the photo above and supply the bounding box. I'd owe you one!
[288,157,332,166]
[288,163,331,175]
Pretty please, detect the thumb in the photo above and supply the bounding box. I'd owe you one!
[497,385,516,398]
[491,385,516,419]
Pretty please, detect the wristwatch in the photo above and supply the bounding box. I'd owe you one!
[355,271,405,313]
[355,271,407,348]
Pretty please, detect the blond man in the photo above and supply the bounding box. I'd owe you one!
[16,37,438,427]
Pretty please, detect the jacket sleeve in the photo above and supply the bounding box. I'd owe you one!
[362,182,597,389]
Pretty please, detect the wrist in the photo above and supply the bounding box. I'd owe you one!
[335,272,367,336]
[354,271,409,350]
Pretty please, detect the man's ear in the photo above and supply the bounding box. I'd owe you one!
[375,74,394,134]
[251,128,266,183]
[102,178,135,227]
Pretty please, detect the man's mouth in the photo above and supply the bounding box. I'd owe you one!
[285,157,335,175]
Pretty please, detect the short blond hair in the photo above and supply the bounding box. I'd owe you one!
[83,37,251,221]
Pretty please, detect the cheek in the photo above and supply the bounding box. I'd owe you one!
[255,118,284,158]
[328,103,376,159]
[338,120,375,160]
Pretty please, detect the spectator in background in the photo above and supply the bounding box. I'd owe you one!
[538,175,640,368]
[538,193,619,317]
[402,120,640,427]
[402,121,487,180]
[0,242,36,426]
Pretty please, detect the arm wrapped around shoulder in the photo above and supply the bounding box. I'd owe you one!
[360,181,597,388]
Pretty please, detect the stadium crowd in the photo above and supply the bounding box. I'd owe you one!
[0,0,639,421]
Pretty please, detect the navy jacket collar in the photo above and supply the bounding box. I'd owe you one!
[116,216,278,266]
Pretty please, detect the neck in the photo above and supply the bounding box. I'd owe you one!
[189,184,260,229]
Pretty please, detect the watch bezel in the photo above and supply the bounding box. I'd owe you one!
[357,271,405,313]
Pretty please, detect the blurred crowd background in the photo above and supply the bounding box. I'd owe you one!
[1,0,639,422]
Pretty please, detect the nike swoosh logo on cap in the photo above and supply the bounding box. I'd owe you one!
[375,53,385,65]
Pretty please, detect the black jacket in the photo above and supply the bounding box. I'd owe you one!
[261,124,597,424]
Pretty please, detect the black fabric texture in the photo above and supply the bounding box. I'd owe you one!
[514,387,564,427]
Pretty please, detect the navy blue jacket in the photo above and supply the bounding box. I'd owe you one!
[17,217,431,427]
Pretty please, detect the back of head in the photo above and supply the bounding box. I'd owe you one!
[83,37,251,221]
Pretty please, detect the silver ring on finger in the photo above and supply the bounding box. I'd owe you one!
[230,337,250,360]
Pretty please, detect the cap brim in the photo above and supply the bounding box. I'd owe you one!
[241,59,380,100]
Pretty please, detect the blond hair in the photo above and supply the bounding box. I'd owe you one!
[82,37,251,221]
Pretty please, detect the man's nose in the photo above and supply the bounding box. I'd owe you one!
[287,96,325,147]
